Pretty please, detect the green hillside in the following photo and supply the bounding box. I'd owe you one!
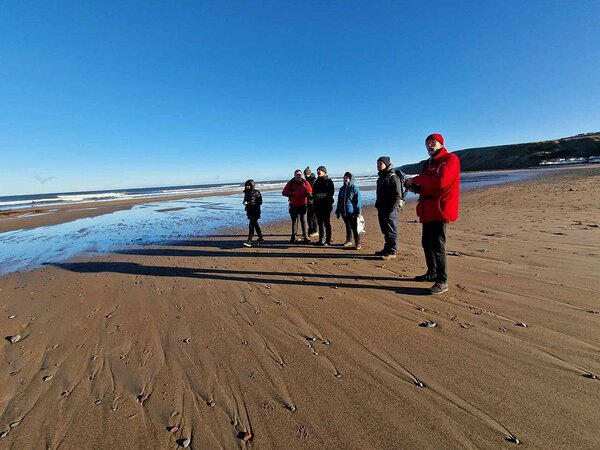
[400,132,600,174]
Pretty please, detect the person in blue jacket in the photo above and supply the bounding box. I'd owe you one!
[336,171,362,250]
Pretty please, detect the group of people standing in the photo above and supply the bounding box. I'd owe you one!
[281,166,363,249]
[241,132,460,295]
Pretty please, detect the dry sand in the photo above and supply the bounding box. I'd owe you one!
[1,168,599,449]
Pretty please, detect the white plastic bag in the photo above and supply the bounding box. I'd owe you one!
[357,215,366,234]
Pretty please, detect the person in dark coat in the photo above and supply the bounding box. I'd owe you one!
[375,156,403,260]
[312,166,335,246]
[405,133,460,295]
[242,179,264,247]
[335,171,362,249]
[282,169,313,243]
[304,167,318,237]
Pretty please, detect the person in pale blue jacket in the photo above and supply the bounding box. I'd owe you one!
[336,171,362,249]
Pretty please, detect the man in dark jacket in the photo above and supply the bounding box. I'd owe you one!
[312,166,335,246]
[304,167,318,237]
[242,179,264,247]
[375,156,403,260]
[282,169,313,244]
[405,133,460,294]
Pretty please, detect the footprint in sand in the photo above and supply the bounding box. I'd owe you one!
[261,402,276,412]
[297,425,309,440]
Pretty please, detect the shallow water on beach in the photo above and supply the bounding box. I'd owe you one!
[0,169,545,275]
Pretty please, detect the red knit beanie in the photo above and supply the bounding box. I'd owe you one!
[425,133,444,146]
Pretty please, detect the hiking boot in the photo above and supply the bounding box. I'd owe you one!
[374,249,387,256]
[309,232,319,238]
[242,240,252,247]
[342,241,353,247]
[430,282,449,295]
[414,272,436,282]
[256,236,264,243]
[289,236,296,243]
[380,253,397,260]
[315,240,325,246]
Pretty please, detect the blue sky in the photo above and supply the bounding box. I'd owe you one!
[1,0,599,195]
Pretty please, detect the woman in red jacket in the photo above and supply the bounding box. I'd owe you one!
[282,169,313,244]
[405,133,460,294]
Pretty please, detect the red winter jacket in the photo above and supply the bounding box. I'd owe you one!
[282,178,313,207]
[412,147,460,223]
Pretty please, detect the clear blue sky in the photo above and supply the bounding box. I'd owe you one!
[1,0,599,195]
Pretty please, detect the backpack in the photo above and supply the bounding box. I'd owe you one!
[394,168,408,200]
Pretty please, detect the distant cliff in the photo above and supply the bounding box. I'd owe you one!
[400,132,600,174]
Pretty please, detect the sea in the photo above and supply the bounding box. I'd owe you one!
[0,168,554,276]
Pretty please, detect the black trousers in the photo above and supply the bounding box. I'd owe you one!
[343,215,360,244]
[248,218,262,240]
[290,206,308,239]
[422,221,448,283]
[316,207,332,243]
[377,208,398,254]
[307,203,318,234]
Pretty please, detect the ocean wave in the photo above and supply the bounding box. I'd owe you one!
[56,192,131,202]
[0,176,384,211]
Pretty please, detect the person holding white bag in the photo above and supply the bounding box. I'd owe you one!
[335,171,363,250]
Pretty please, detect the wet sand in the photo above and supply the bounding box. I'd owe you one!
[1,167,599,449]
[0,188,291,233]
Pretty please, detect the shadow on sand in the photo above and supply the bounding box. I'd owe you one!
[115,238,383,260]
[55,236,431,295]
[56,261,430,295]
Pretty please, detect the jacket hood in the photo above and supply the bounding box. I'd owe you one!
[378,164,395,176]
[244,179,255,192]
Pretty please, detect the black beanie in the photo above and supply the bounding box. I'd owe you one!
[377,156,391,167]
[344,171,352,179]
[317,165,327,174]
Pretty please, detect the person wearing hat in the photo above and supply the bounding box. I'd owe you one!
[303,166,318,237]
[242,179,264,247]
[405,133,460,295]
[282,169,313,244]
[375,156,403,260]
[312,166,335,246]
[336,171,362,249]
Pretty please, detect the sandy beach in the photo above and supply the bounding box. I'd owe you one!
[1,167,599,449]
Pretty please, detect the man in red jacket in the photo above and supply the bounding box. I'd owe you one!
[282,169,313,244]
[405,133,460,294]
